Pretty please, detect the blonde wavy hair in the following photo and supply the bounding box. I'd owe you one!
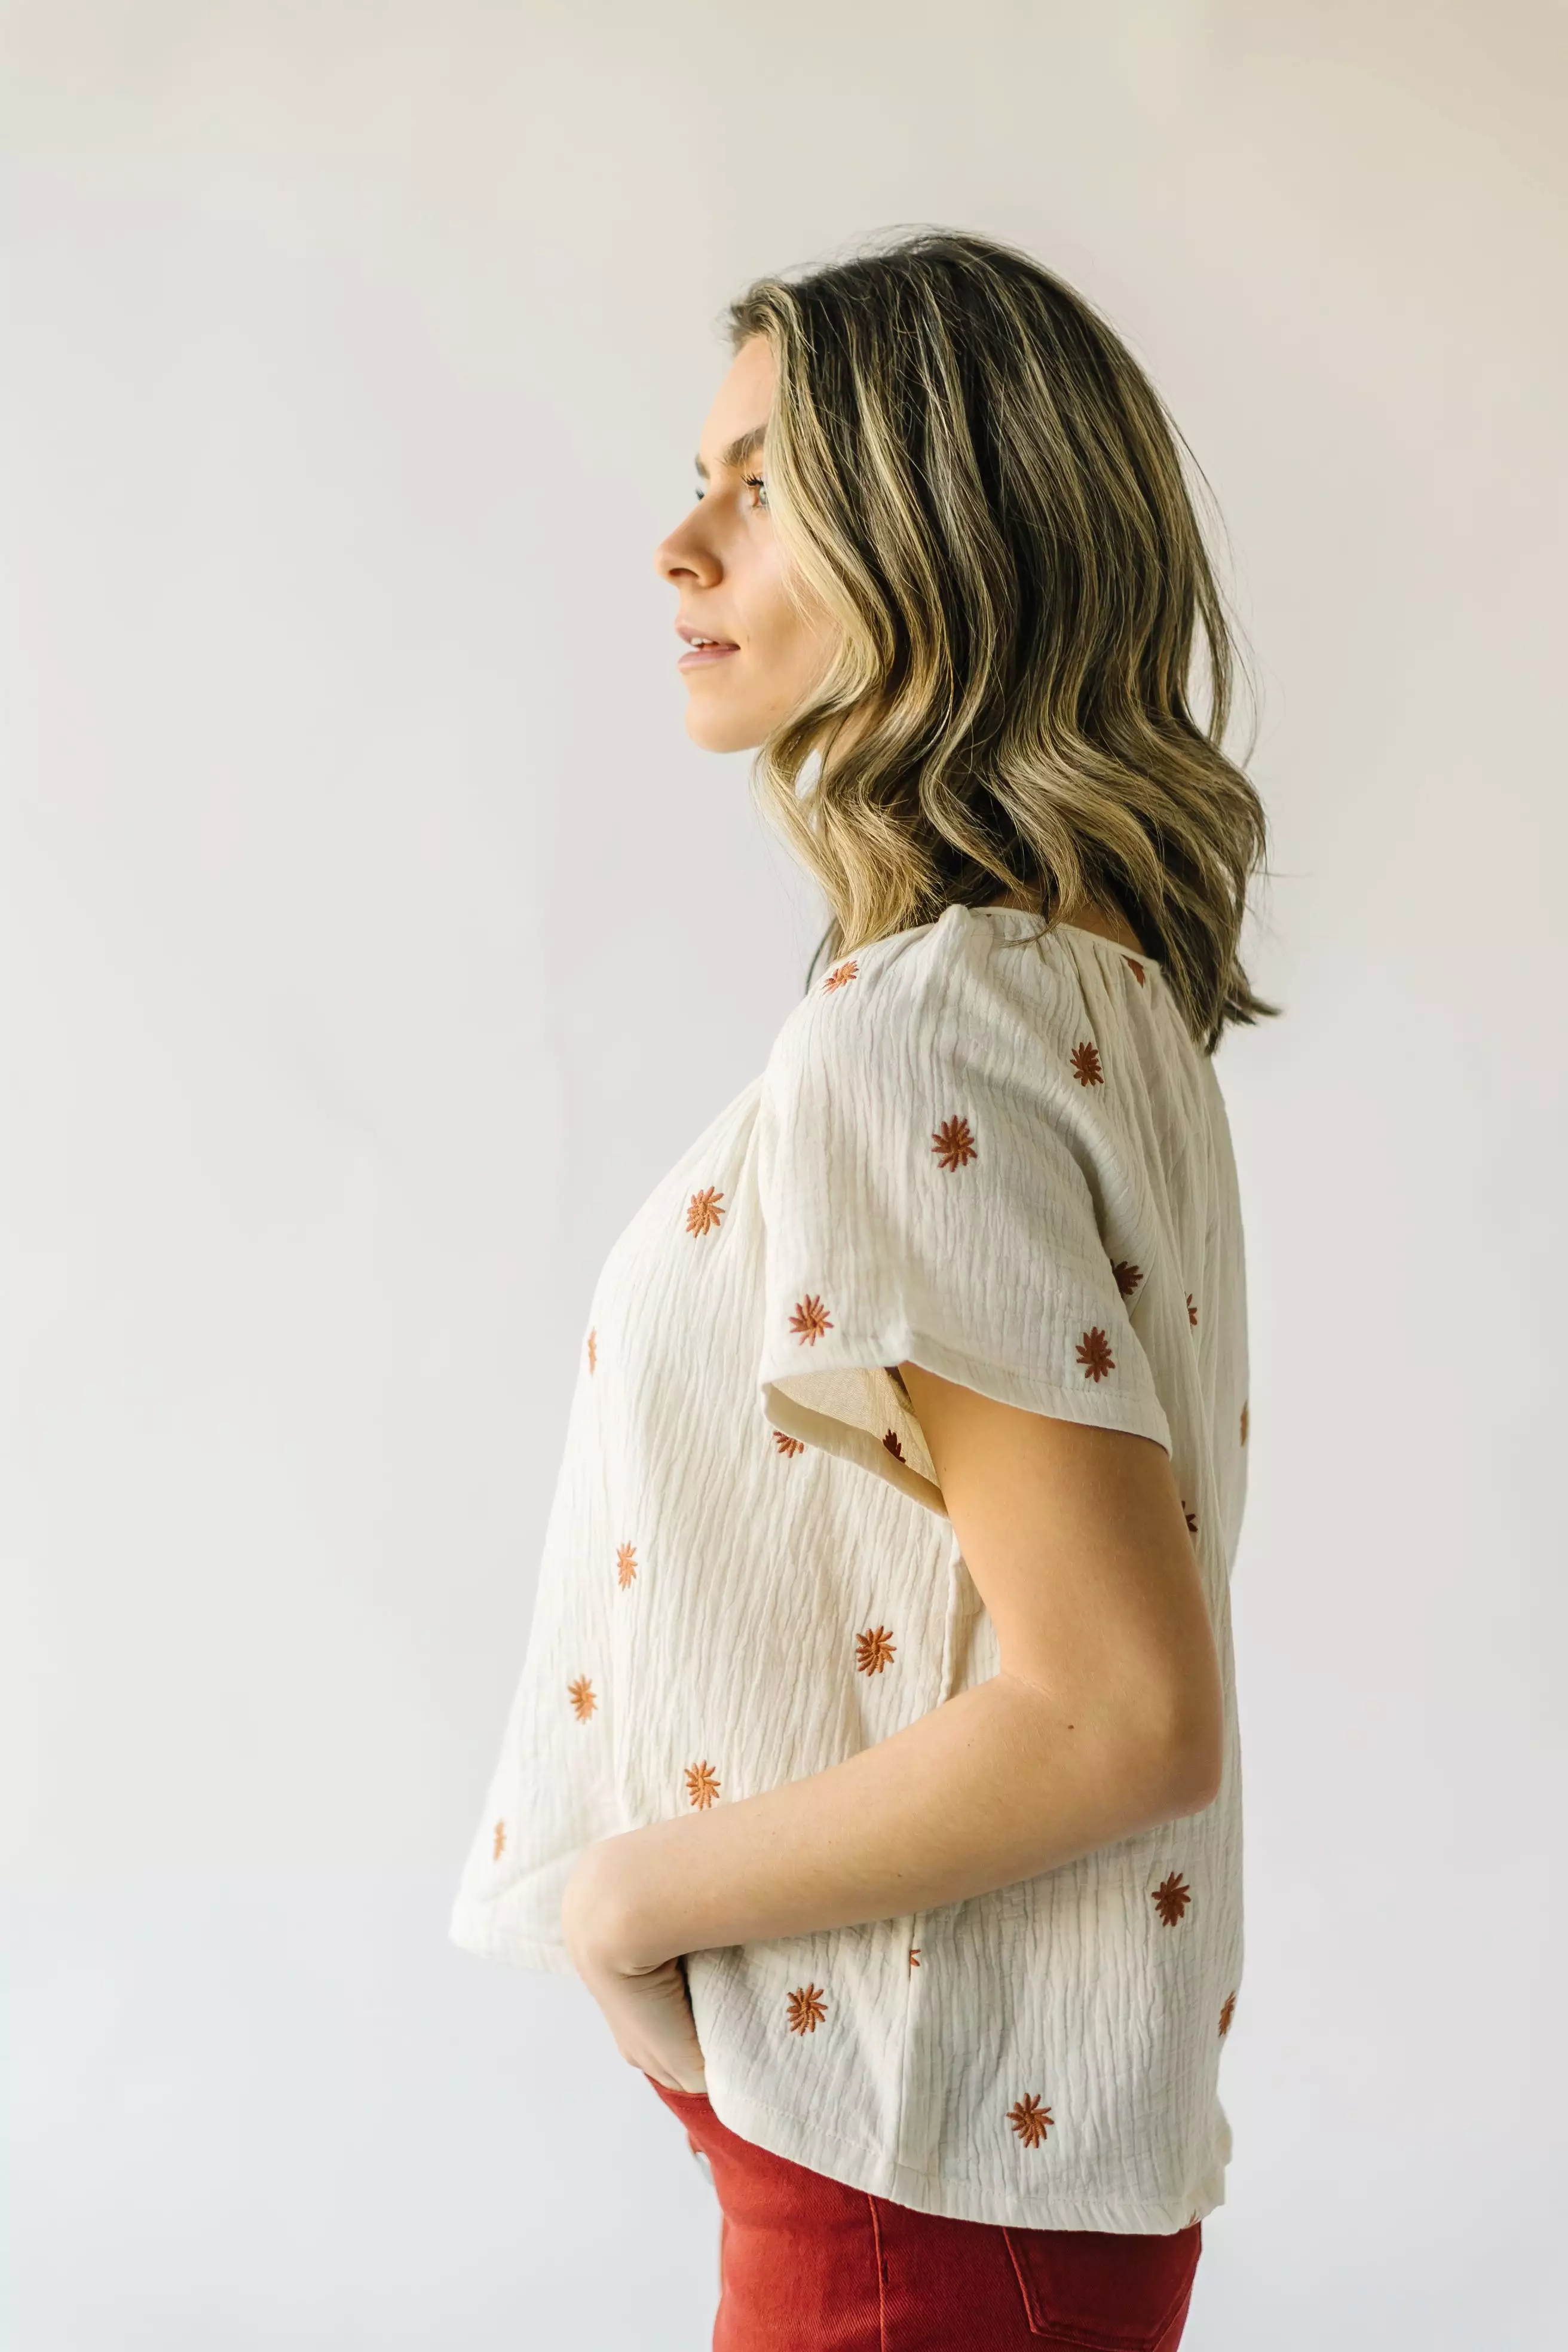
[722,229,1280,1054]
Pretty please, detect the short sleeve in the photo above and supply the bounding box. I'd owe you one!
[754,924,1173,1517]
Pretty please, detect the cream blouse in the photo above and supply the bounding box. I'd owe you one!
[449,904,1250,2234]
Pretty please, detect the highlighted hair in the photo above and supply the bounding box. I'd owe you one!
[723,228,1280,1052]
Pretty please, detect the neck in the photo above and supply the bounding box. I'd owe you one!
[985,889,1146,960]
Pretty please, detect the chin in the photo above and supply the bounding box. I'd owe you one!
[684,700,765,755]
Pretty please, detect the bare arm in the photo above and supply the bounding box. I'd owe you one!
[561,1363,1224,2083]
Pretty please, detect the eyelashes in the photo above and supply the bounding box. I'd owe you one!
[693,474,768,510]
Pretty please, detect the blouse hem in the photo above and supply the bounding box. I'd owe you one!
[699,2074,1226,2235]
[448,1906,577,1979]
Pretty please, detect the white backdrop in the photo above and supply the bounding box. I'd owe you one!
[6,4,1566,2345]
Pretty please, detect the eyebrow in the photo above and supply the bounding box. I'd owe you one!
[693,424,767,482]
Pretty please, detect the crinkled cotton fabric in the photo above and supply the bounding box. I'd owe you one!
[449,904,1250,2234]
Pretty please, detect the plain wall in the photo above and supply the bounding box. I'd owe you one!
[5,3,1566,2344]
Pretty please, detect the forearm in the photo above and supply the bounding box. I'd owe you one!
[578,1669,1211,1971]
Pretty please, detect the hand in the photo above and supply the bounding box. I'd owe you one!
[561,1836,708,2094]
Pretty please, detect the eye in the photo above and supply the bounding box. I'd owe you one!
[690,474,768,509]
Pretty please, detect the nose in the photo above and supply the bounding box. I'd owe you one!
[653,508,720,587]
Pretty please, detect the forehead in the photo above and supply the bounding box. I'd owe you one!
[695,335,774,474]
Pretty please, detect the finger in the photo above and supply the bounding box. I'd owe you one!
[621,2031,706,2092]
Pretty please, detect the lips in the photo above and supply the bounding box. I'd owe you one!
[676,627,741,669]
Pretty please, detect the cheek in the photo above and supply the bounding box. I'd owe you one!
[744,560,831,680]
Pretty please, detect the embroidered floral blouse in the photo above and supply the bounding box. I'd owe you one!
[449,904,1250,2234]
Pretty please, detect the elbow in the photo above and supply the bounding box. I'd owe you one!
[1160,1723,1224,1818]
[1004,1649,1225,1829]
[1125,1609,1227,1821]
[1104,1684,1222,1825]
[1132,1691,1224,1821]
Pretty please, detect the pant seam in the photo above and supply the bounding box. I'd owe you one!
[868,2195,887,2352]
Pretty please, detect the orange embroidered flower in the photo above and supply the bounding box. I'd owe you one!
[786,1983,828,2034]
[1070,1040,1104,1086]
[789,1294,832,1345]
[615,1542,638,1588]
[685,1760,721,1809]
[1076,1327,1116,1381]
[931,1115,978,1171]
[492,1820,506,1860]
[567,1674,597,1722]
[908,1946,921,1968]
[773,1429,806,1457]
[856,1625,897,1675]
[1240,1399,1249,1445]
[1007,2093,1054,2148]
[1123,956,1147,986]
[1152,1872,1192,1926]
[685,1186,725,1237]
[586,1327,596,1373]
[1187,1292,1198,1328]
[882,1429,906,1462]
[1218,1989,1238,2038]
[1111,1258,1143,1297]
[822,960,859,993]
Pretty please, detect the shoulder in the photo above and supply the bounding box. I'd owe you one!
[762,906,1082,1104]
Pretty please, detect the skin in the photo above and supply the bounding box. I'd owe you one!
[653,330,840,754]
[561,335,1224,2092]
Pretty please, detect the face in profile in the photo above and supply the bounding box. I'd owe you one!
[654,334,841,753]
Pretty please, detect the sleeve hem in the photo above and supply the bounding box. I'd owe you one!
[893,1330,1172,1457]
[762,1324,1172,1511]
[762,1378,949,1515]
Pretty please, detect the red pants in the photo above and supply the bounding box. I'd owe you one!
[650,2080,1201,2351]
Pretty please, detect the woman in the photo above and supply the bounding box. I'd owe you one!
[451,228,1276,2350]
